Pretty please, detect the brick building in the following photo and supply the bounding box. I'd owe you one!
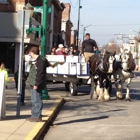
[0,0,65,73]
[61,3,73,47]
[48,0,65,49]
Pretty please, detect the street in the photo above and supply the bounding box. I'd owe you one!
[42,72,140,140]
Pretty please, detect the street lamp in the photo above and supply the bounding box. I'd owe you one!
[16,2,34,117]
[83,24,95,41]
[23,2,34,17]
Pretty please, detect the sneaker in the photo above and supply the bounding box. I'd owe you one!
[26,117,32,121]
[30,118,42,122]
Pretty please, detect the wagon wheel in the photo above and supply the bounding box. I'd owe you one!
[69,82,78,96]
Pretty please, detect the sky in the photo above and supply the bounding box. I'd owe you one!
[62,0,140,46]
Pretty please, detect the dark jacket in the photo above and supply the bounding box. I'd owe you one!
[94,50,101,54]
[28,56,50,90]
[82,39,97,54]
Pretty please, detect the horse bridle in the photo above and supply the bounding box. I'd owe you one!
[120,52,131,72]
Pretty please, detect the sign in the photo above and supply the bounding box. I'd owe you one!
[34,6,52,14]
[117,35,123,40]
[129,40,135,44]
[17,10,30,29]
[0,72,6,120]
[129,34,135,40]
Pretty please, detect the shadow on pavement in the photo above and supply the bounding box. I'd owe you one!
[54,116,108,125]
[1,115,31,121]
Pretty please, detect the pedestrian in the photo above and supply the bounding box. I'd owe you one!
[14,66,27,106]
[64,48,69,55]
[68,45,74,55]
[73,48,79,56]
[27,46,54,122]
[56,44,65,55]
[48,46,56,55]
[82,33,97,62]
[93,46,101,54]
[0,63,8,89]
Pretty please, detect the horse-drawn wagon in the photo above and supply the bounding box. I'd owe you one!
[46,55,90,96]
[25,54,90,96]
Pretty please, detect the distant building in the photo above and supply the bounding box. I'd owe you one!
[61,3,73,47]
[0,0,65,73]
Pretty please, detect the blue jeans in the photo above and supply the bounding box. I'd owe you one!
[30,88,43,118]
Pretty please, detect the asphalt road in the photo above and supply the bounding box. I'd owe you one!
[42,72,140,140]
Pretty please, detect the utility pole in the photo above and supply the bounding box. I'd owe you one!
[83,27,85,41]
[77,0,82,49]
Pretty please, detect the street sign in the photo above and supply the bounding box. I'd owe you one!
[34,6,43,13]
[117,35,123,40]
[48,7,52,13]
[129,40,135,44]
[34,6,52,14]
[129,34,135,40]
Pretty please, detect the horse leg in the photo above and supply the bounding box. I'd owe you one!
[115,82,123,100]
[125,78,131,101]
[90,76,96,99]
[96,80,100,98]
[98,78,104,101]
[104,79,110,101]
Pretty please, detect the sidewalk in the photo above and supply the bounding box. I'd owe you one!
[0,82,64,140]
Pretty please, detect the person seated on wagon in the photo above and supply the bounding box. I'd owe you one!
[93,46,101,54]
[81,33,97,62]
[56,44,65,55]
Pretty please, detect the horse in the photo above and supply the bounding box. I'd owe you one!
[89,50,116,101]
[113,48,135,101]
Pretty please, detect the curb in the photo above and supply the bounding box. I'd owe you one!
[24,96,64,140]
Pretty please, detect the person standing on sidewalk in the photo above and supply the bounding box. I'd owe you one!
[27,46,54,122]
[14,66,27,106]
[0,63,8,89]
[82,33,97,62]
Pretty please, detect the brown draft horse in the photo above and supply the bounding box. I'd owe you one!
[89,50,116,101]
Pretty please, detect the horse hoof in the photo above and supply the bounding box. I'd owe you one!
[125,98,131,101]
[98,98,104,102]
[104,96,110,101]
[116,97,123,100]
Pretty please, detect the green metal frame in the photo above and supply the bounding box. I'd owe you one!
[26,0,50,100]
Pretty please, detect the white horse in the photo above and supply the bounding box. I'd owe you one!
[113,48,135,101]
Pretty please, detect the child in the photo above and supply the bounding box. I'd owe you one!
[0,63,8,88]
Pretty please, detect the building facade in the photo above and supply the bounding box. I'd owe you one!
[61,3,73,47]
[0,0,65,73]
[48,0,65,50]
[0,0,42,73]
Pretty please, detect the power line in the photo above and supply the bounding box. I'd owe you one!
[69,0,78,8]
[95,24,140,26]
